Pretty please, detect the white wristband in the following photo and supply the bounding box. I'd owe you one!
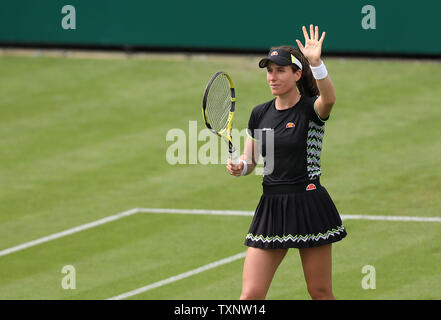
[240,159,248,176]
[310,61,328,80]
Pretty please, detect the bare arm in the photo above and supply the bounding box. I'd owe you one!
[296,25,336,120]
[226,136,258,177]
[314,72,336,120]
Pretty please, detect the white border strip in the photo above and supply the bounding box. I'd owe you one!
[107,251,247,300]
[136,208,254,216]
[0,208,139,257]
[1,208,440,258]
[1,207,440,300]
[341,214,441,222]
[138,208,441,222]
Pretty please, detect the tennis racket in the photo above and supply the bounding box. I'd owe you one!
[202,71,240,165]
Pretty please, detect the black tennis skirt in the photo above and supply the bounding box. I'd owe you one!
[245,179,347,249]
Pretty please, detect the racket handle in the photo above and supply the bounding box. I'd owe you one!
[230,148,240,166]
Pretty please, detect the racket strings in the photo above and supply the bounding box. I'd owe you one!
[205,74,232,132]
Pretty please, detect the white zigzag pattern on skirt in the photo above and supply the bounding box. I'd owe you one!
[246,225,345,243]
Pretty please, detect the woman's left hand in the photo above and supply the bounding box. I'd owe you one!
[296,25,326,67]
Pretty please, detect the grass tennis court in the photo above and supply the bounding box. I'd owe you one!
[0,52,440,299]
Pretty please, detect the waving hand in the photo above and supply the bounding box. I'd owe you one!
[296,25,326,67]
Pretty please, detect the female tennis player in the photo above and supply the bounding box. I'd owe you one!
[227,25,347,300]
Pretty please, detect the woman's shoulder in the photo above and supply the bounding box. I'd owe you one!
[297,95,319,114]
[300,95,328,124]
[300,94,319,106]
[251,98,275,116]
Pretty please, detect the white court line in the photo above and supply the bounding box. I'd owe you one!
[107,251,247,300]
[1,208,440,258]
[340,214,441,222]
[136,207,254,216]
[109,209,441,300]
[1,207,440,300]
[138,208,441,222]
[0,208,139,257]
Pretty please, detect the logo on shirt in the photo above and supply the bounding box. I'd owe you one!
[286,122,295,128]
[306,183,317,191]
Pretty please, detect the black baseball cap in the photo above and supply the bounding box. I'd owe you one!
[259,48,303,70]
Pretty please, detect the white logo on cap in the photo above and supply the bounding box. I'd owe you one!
[271,51,278,56]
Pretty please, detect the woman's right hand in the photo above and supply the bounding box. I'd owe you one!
[226,158,244,177]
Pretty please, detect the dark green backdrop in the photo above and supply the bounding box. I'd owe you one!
[0,0,438,55]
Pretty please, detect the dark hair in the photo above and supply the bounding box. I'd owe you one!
[271,45,319,97]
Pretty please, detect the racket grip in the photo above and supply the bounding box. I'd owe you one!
[230,148,240,166]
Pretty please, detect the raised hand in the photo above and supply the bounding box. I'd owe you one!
[296,25,326,67]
